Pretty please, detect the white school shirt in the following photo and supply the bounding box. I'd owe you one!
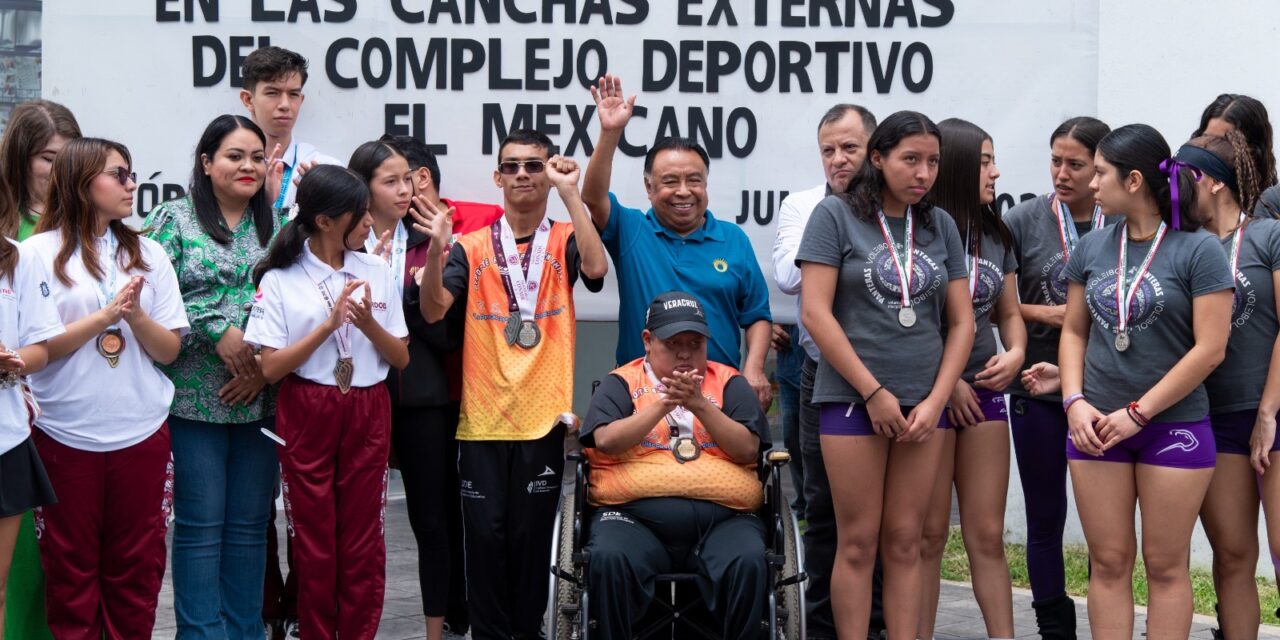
[244,244,408,387]
[771,183,828,361]
[276,140,342,208]
[23,231,190,452]
[0,240,64,456]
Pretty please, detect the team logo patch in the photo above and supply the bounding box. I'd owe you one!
[39,281,49,297]
[713,258,728,273]
[1156,428,1199,456]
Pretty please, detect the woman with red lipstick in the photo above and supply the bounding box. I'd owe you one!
[24,137,188,638]
[145,114,284,638]
[797,111,974,640]
[1003,116,1112,637]
[917,118,1023,640]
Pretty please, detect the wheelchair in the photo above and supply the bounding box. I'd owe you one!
[547,448,806,639]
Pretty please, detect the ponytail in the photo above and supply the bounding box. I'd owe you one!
[250,164,370,286]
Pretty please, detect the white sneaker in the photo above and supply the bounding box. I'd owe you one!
[284,619,301,639]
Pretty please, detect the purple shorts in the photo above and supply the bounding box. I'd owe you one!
[1064,416,1215,469]
[820,402,951,436]
[1211,409,1280,456]
[953,388,1008,430]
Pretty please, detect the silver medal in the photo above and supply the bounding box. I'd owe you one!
[1114,332,1130,352]
[517,320,541,349]
[898,307,917,328]
[504,314,521,345]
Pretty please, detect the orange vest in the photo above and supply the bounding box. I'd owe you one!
[456,220,578,441]
[586,358,763,511]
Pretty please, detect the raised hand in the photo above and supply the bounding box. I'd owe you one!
[347,282,380,333]
[590,74,637,133]
[409,196,455,253]
[371,228,393,261]
[263,143,285,204]
[545,155,581,190]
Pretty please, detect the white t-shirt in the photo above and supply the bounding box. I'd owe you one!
[276,140,342,208]
[245,244,408,387]
[772,183,828,361]
[0,240,64,456]
[23,231,190,452]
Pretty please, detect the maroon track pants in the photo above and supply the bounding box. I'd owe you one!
[277,375,391,640]
[33,424,172,640]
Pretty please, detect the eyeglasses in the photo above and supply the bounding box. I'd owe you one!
[101,166,137,186]
[497,160,546,175]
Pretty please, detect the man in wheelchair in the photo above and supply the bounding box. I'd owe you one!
[579,291,773,639]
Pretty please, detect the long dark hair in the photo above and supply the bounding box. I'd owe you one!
[1187,130,1263,215]
[1193,94,1277,190]
[840,110,940,231]
[38,138,150,287]
[0,100,81,239]
[254,165,368,285]
[187,115,275,246]
[931,118,1012,250]
[1097,124,1201,231]
[1050,116,1110,155]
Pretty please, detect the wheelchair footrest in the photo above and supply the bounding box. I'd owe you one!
[776,571,808,587]
[550,566,581,586]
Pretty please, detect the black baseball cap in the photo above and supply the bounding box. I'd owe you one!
[645,291,710,339]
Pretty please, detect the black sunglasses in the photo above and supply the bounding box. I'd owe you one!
[497,160,546,175]
[101,166,137,186]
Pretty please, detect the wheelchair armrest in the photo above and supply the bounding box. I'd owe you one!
[766,449,791,466]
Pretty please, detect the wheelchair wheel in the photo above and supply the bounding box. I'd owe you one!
[547,491,584,640]
[775,499,806,640]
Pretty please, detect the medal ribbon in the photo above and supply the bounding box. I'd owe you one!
[302,263,353,359]
[490,217,551,322]
[644,359,695,439]
[365,222,408,294]
[272,144,298,210]
[965,220,980,298]
[1053,195,1104,259]
[93,229,120,329]
[876,206,914,311]
[1115,221,1168,336]
[1228,212,1249,284]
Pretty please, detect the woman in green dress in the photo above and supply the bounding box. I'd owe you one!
[0,99,80,640]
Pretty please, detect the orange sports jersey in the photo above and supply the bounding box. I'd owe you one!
[456,220,578,441]
[586,359,763,512]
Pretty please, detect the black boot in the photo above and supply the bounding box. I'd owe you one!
[1210,602,1224,640]
[1031,593,1077,640]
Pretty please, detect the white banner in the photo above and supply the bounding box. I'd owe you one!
[45,0,1098,321]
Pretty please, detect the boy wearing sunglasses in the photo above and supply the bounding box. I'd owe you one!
[413,129,607,640]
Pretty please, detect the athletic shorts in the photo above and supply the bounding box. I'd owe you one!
[953,387,1008,431]
[1211,409,1280,456]
[819,401,951,436]
[1064,416,1215,469]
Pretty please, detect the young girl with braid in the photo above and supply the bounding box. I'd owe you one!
[1193,94,1280,218]
[1187,129,1280,640]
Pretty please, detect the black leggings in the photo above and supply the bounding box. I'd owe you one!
[391,403,467,619]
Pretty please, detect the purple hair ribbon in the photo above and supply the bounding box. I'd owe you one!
[1159,158,1202,230]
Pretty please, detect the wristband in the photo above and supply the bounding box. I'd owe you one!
[1127,401,1150,427]
[1062,393,1085,413]
[864,385,885,403]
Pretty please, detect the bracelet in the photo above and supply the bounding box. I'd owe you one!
[1127,401,1150,428]
[864,385,885,403]
[1062,393,1085,413]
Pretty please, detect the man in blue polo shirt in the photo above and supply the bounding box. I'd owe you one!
[582,74,772,409]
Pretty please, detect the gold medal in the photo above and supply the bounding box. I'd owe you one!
[96,327,125,368]
[334,356,354,394]
[672,436,700,463]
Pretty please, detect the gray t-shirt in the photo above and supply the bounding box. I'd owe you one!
[1255,185,1280,219]
[960,229,1019,382]
[1064,224,1233,422]
[1003,195,1119,399]
[1206,217,1280,413]
[796,195,969,405]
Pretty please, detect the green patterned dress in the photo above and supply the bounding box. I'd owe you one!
[146,196,280,423]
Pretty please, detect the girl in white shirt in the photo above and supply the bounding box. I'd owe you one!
[24,137,189,638]
[0,237,64,635]
[245,165,408,640]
